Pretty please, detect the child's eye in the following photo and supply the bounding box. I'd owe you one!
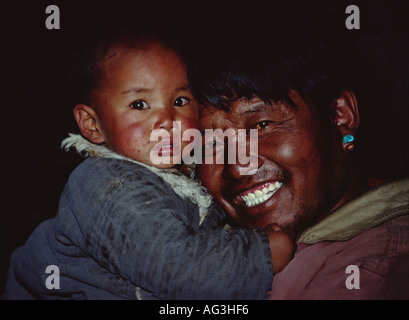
[130,100,149,110]
[174,97,190,107]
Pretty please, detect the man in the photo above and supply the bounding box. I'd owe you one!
[189,28,409,299]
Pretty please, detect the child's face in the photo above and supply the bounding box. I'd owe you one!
[92,42,199,168]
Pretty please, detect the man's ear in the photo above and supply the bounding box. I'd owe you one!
[334,90,360,135]
[73,104,105,144]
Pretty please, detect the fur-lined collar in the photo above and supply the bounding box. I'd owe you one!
[61,133,212,225]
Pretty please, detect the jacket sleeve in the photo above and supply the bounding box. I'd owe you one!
[57,159,273,300]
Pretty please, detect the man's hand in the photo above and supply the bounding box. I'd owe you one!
[264,224,295,274]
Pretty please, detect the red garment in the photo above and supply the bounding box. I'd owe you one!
[268,179,409,300]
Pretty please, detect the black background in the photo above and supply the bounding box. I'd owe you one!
[1,0,408,296]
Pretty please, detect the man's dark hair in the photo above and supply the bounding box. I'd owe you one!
[187,26,358,114]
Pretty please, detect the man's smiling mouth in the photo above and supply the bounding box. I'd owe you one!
[239,181,283,207]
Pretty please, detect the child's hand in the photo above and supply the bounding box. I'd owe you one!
[264,224,295,274]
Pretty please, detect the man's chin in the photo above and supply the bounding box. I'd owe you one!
[229,200,280,229]
[228,201,300,232]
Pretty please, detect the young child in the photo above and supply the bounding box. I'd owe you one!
[4,26,293,300]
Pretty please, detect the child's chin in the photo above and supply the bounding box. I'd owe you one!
[154,163,178,169]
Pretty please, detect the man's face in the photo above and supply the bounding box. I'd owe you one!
[197,91,345,234]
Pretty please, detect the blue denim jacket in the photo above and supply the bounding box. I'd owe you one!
[5,156,273,299]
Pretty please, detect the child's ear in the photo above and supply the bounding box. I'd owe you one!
[73,104,105,144]
[334,90,360,136]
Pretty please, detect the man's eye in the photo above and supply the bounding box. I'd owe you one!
[174,97,190,107]
[254,120,271,130]
[130,100,149,110]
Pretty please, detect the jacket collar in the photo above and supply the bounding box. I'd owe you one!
[298,179,409,244]
[61,134,213,225]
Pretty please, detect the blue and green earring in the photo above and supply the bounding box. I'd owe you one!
[342,134,355,151]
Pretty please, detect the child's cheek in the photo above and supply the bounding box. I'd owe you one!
[116,122,150,153]
[179,115,200,156]
[182,104,200,128]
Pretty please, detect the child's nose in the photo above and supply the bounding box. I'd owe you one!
[153,106,175,131]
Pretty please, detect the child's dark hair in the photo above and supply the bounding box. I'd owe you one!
[67,20,185,107]
[187,25,358,115]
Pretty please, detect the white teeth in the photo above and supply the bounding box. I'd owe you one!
[240,182,283,207]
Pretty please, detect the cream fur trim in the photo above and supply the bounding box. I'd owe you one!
[61,133,212,225]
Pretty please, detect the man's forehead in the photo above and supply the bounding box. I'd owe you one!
[199,96,294,120]
[200,97,262,115]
